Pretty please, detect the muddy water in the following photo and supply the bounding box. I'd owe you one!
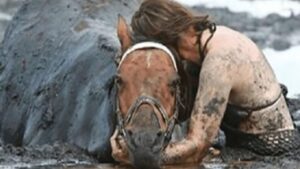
[2,154,299,169]
[3,160,296,169]
[0,162,227,169]
[65,163,226,169]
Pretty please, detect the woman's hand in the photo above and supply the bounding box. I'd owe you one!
[110,129,130,164]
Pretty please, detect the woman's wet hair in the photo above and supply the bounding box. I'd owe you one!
[131,0,211,46]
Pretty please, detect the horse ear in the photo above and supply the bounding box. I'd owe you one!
[117,15,132,52]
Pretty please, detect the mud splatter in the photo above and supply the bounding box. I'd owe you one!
[203,97,226,116]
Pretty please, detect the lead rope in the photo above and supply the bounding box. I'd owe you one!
[196,22,216,67]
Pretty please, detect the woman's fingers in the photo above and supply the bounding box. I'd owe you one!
[117,135,127,151]
[111,129,122,160]
[110,129,130,163]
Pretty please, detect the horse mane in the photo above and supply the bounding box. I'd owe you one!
[132,35,196,122]
[168,47,196,122]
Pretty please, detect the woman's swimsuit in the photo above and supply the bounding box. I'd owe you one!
[221,94,300,155]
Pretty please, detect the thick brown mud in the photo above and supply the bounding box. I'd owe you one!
[1,139,300,169]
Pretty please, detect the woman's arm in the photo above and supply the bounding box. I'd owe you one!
[162,53,234,164]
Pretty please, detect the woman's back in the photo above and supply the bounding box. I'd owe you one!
[205,26,294,133]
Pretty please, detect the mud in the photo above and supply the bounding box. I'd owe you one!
[0,142,97,168]
[1,142,300,169]
[0,98,299,169]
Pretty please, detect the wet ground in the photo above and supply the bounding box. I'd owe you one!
[1,140,300,169]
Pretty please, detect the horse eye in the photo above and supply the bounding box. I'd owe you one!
[127,129,133,136]
[169,78,180,87]
[157,131,163,137]
[168,77,180,96]
[115,75,123,87]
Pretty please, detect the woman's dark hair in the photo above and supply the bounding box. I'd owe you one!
[131,0,210,121]
[131,0,211,46]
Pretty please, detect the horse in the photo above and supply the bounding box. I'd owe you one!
[112,16,194,168]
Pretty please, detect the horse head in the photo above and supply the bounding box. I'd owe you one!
[115,16,193,169]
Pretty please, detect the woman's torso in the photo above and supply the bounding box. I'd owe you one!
[202,26,294,134]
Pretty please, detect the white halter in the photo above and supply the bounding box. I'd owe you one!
[118,42,178,72]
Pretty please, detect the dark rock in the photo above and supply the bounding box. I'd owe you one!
[0,0,140,162]
[281,83,300,131]
[288,99,300,130]
[192,5,300,49]
[265,13,284,25]
[272,39,291,51]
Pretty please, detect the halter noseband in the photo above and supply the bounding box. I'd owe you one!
[116,42,180,149]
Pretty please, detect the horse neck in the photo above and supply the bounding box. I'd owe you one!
[176,59,199,122]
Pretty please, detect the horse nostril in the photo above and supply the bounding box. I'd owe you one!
[127,129,133,136]
[157,131,163,137]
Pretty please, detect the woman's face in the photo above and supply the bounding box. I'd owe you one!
[177,26,199,63]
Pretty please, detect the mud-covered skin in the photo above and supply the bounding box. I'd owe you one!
[203,97,226,117]
[238,95,292,133]
[160,25,295,164]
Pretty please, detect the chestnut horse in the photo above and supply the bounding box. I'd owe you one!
[112,16,194,168]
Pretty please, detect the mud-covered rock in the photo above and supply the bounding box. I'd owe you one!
[272,39,291,51]
[281,84,300,130]
[0,0,140,162]
[0,143,97,166]
[288,99,300,130]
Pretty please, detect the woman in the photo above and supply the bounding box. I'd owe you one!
[113,0,299,164]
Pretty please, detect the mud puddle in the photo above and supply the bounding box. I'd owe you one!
[0,162,228,169]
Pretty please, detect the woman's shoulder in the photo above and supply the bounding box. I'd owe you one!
[213,25,248,40]
[208,25,261,58]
